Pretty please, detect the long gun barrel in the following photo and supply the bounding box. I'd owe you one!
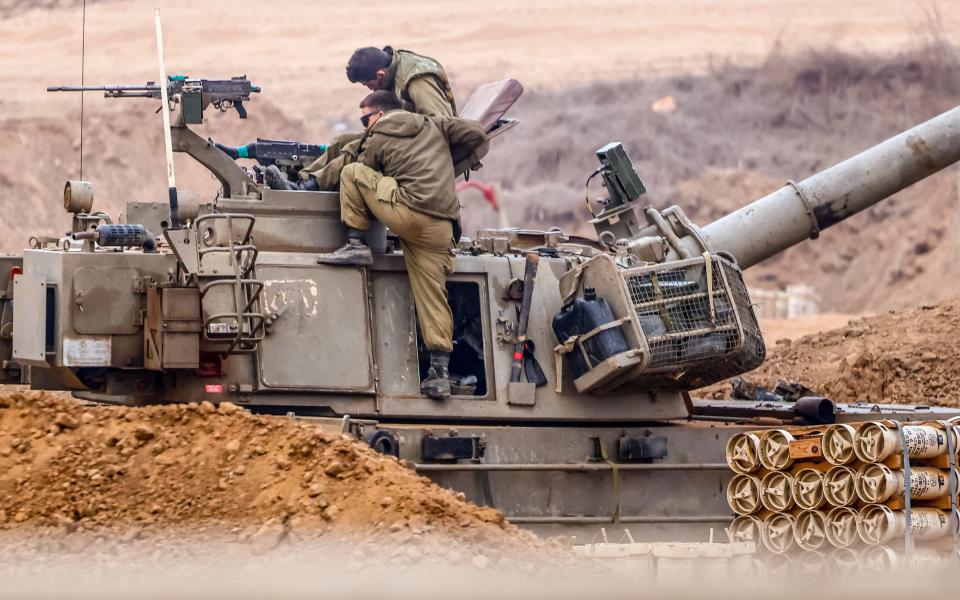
[47,84,160,97]
[690,105,960,269]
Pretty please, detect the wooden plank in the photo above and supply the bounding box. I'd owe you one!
[789,437,824,461]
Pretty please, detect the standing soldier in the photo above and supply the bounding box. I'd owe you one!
[316,91,485,400]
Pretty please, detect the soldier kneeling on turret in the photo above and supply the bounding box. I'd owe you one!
[317,90,485,400]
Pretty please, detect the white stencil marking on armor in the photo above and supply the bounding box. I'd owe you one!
[62,336,111,367]
[264,279,320,317]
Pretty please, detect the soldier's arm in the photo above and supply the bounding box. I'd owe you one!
[439,116,487,152]
[356,134,385,173]
[302,139,363,191]
[406,76,454,118]
[300,131,365,180]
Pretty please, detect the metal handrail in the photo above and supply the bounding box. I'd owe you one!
[194,213,265,353]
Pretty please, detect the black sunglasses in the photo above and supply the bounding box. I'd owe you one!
[360,111,379,127]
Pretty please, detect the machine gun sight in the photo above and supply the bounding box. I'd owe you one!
[47,75,260,121]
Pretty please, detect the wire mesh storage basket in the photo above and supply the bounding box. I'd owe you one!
[624,255,765,388]
[559,254,765,392]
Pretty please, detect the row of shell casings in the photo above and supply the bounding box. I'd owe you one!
[729,505,959,554]
[725,423,960,474]
[727,464,959,514]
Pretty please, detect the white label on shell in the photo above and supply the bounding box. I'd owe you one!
[62,336,111,367]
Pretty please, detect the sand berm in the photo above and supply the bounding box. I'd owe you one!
[0,390,570,570]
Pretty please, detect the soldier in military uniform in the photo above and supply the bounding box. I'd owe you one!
[316,91,486,400]
[345,46,456,118]
[268,46,457,191]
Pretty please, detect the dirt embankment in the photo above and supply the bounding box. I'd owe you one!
[0,391,563,568]
[700,297,960,407]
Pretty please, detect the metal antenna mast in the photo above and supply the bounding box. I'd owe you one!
[79,0,86,179]
[154,8,181,229]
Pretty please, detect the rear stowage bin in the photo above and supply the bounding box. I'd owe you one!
[555,254,765,393]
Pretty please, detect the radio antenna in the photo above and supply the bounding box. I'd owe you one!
[154,8,181,229]
[79,0,87,179]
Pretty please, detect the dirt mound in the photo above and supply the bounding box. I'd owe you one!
[0,391,560,566]
[699,297,960,407]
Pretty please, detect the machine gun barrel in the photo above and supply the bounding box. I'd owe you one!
[694,105,960,269]
[47,84,159,96]
[46,77,259,117]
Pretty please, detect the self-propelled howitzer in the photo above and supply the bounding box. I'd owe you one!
[4,78,960,541]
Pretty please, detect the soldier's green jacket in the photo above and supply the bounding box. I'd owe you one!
[356,110,485,221]
[380,46,456,118]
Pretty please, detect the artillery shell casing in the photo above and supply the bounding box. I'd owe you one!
[823,465,859,507]
[792,509,829,552]
[728,515,764,546]
[759,429,795,471]
[859,545,898,574]
[761,512,797,554]
[793,467,827,510]
[856,504,954,546]
[822,423,858,466]
[860,545,948,573]
[828,547,862,576]
[761,551,794,576]
[725,432,762,474]
[853,422,957,464]
[825,506,861,548]
[760,471,796,512]
[855,463,956,504]
[727,474,764,516]
[795,550,829,575]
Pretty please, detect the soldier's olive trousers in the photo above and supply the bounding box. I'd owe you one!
[339,162,454,352]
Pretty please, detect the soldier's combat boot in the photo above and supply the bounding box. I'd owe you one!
[420,351,451,400]
[263,165,296,191]
[316,228,373,266]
